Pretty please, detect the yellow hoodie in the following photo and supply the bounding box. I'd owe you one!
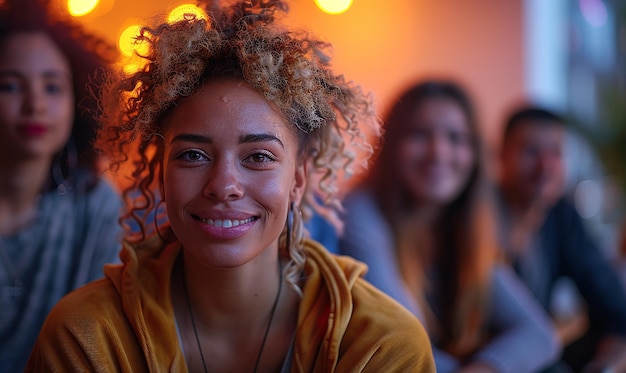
[26,231,434,372]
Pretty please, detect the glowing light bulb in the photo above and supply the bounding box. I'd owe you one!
[314,0,353,15]
[67,0,99,16]
[118,25,149,57]
[167,4,207,23]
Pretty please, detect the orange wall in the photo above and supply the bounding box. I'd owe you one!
[77,0,524,149]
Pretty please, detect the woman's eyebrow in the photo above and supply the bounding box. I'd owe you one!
[171,133,212,144]
[239,133,284,148]
[169,133,284,148]
[0,69,20,77]
[0,69,70,79]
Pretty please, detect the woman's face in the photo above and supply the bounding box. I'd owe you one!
[0,33,74,164]
[161,80,306,269]
[396,97,475,206]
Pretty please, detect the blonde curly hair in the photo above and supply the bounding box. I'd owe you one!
[96,0,379,290]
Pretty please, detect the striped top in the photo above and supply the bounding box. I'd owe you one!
[0,173,123,372]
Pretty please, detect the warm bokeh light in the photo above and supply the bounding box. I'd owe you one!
[122,63,141,76]
[67,0,99,17]
[314,0,352,15]
[76,0,524,155]
[167,3,207,23]
[118,24,149,57]
[580,0,607,27]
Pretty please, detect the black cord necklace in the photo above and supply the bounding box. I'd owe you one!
[182,265,284,373]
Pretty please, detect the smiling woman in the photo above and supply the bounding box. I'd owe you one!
[25,1,436,372]
[0,0,121,371]
[161,81,302,269]
[339,80,561,372]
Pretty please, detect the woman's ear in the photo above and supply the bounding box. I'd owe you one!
[290,160,308,205]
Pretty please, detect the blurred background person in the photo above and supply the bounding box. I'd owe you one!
[0,0,122,370]
[339,80,560,372]
[497,106,626,373]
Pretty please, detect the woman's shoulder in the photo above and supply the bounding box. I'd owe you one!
[301,241,435,371]
[26,276,150,372]
[43,273,139,339]
[346,277,435,370]
[47,171,121,207]
[47,277,123,321]
[338,187,395,261]
[351,275,424,330]
[342,186,376,211]
[341,187,387,233]
[34,277,126,347]
[304,241,427,341]
[51,173,123,225]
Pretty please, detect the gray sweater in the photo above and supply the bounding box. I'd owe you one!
[0,174,123,371]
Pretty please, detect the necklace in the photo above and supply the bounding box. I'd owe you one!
[182,265,284,373]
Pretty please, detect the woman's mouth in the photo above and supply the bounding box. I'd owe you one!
[191,214,259,240]
[196,216,258,228]
[17,123,48,137]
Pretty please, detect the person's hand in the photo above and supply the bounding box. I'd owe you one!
[553,309,589,345]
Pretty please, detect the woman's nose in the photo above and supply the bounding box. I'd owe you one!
[203,159,245,201]
[22,85,46,116]
[426,134,448,159]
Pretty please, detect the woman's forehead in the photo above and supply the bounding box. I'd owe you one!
[162,80,295,141]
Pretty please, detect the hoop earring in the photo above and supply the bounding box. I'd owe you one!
[283,201,303,256]
[286,201,294,251]
[52,138,78,195]
[282,201,305,295]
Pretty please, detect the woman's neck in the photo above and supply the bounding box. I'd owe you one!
[178,247,286,330]
[409,203,443,227]
[173,248,298,373]
[0,159,51,235]
[396,212,438,263]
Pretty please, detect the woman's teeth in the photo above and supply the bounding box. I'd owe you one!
[200,217,255,228]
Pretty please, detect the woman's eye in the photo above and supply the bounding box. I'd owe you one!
[245,152,277,166]
[448,131,469,145]
[45,82,64,94]
[250,153,271,162]
[0,81,19,93]
[177,150,207,162]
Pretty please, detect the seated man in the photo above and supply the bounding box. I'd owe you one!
[497,106,626,372]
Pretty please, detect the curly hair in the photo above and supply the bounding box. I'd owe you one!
[0,0,116,192]
[96,0,379,291]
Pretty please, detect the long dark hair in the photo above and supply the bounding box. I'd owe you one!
[367,80,497,358]
[0,0,115,193]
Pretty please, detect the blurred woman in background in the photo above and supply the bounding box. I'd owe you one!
[339,80,560,372]
[0,0,121,370]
